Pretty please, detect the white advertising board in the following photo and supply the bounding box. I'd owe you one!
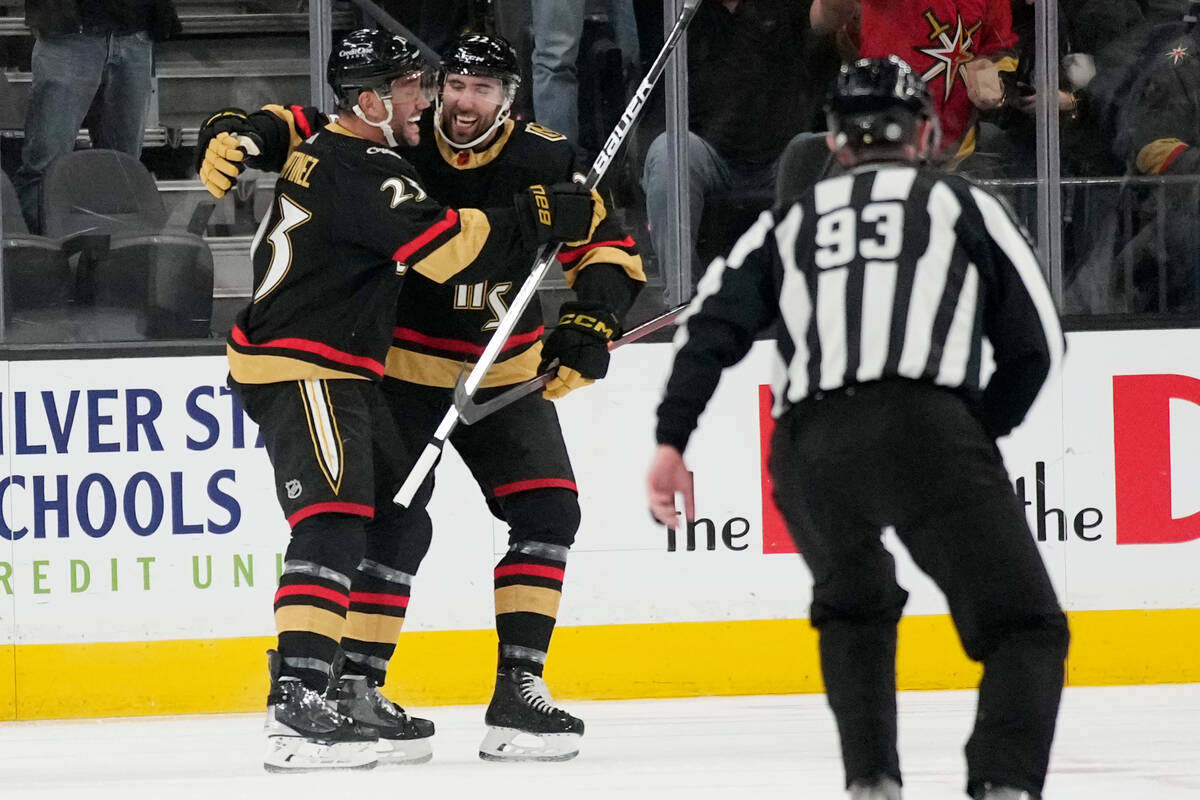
[0,329,1196,647]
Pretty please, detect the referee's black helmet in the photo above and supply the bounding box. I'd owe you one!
[826,56,937,153]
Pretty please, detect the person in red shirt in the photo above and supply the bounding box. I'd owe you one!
[811,0,1019,164]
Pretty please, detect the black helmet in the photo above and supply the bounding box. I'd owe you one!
[826,56,936,151]
[328,28,428,107]
[440,32,521,88]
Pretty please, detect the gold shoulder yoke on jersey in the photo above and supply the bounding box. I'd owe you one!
[436,118,516,170]
[325,120,362,139]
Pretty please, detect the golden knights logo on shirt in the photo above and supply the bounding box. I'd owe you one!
[916,10,982,102]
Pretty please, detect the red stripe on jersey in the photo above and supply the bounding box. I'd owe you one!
[286,501,375,528]
[494,564,566,581]
[290,105,313,138]
[231,326,385,376]
[491,478,578,498]
[349,591,410,608]
[392,325,544,355]
[1159,143,1189,174]
[274,583,350,608]
[392,208,459,264]
[556,236,636,263]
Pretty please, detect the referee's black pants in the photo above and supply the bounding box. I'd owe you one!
[768,379,1069,798]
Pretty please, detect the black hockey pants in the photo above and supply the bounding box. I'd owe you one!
[768,379,1069,798]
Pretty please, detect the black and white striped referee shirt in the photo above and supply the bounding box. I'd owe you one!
[656,163,1065,452]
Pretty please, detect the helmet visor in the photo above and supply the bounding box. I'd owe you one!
[386,68,439,105]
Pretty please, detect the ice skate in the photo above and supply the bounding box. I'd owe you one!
[263,650,378,772]
[334,675,435,764]
[973,785,1038,800]
[849,776,901,800]
[479,667,584,762]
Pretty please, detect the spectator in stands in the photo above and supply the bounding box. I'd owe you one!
[963,0,1147,180]
[1066,2,1200,313]
[809,0,1019,167]
[530,0,639,141]
[639,0,838,305]
[14,0,180,233]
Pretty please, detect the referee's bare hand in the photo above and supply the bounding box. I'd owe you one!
[646,444,695,528]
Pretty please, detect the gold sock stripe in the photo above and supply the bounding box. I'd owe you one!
[343,610,406,646]
[495,585,562,617]
[274,605,348,642]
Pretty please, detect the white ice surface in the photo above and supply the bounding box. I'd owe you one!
[0,684,1196,799]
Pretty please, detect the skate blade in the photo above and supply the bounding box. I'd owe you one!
[263,735,378,772]
[478,726,581,762]
[374,736,433,765]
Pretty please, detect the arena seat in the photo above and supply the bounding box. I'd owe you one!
[41,149,214,339]
[0,170,75,341]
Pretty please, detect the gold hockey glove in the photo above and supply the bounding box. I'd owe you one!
[195,108,264,198]
[515,183,606,246]
[540,302,619,399]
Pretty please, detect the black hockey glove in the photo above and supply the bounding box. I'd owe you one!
[539,302,619,399]
[514,183,606,247]
[194,108,267,198]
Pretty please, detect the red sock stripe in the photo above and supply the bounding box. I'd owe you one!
[274,583,350,608]
[491,478,578,498]
[494,564,566,581]
[349,592,410,608]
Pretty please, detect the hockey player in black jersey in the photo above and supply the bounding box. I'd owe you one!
[199,32,644,762]
[647,57,1070,800]
[227,29,605,772]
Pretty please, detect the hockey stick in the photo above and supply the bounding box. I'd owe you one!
[394,0,702,506]
[453,302,687,425]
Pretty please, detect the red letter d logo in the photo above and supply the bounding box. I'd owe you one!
[1113,374,1200,544]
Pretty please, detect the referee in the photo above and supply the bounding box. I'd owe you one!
[647,57,1070,800]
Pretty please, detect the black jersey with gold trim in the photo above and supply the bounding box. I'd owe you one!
[391,115,645,388]
[227,121,529,385]
[238,105,645,388]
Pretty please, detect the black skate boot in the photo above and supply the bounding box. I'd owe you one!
[263,650,378,772]
[334,675,435,765]
[973,785,1039,800]
[479,666,584,762]
[849,776,902,800]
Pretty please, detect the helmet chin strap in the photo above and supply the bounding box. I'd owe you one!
[354,91,399,147]
[434,96,512,151]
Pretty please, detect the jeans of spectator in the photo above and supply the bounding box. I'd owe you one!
[531,0,586,140]
[641,130,779,305]
[14,31,153,233]
[607,0,640,75]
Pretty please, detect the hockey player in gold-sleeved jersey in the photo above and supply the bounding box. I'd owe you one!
[199,32,645,763]
[225,29,606,772]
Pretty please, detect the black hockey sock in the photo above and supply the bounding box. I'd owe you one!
[494,541,568,676]
[340,558,414,685]
[339,505,431,685]
[273,515,365,691]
